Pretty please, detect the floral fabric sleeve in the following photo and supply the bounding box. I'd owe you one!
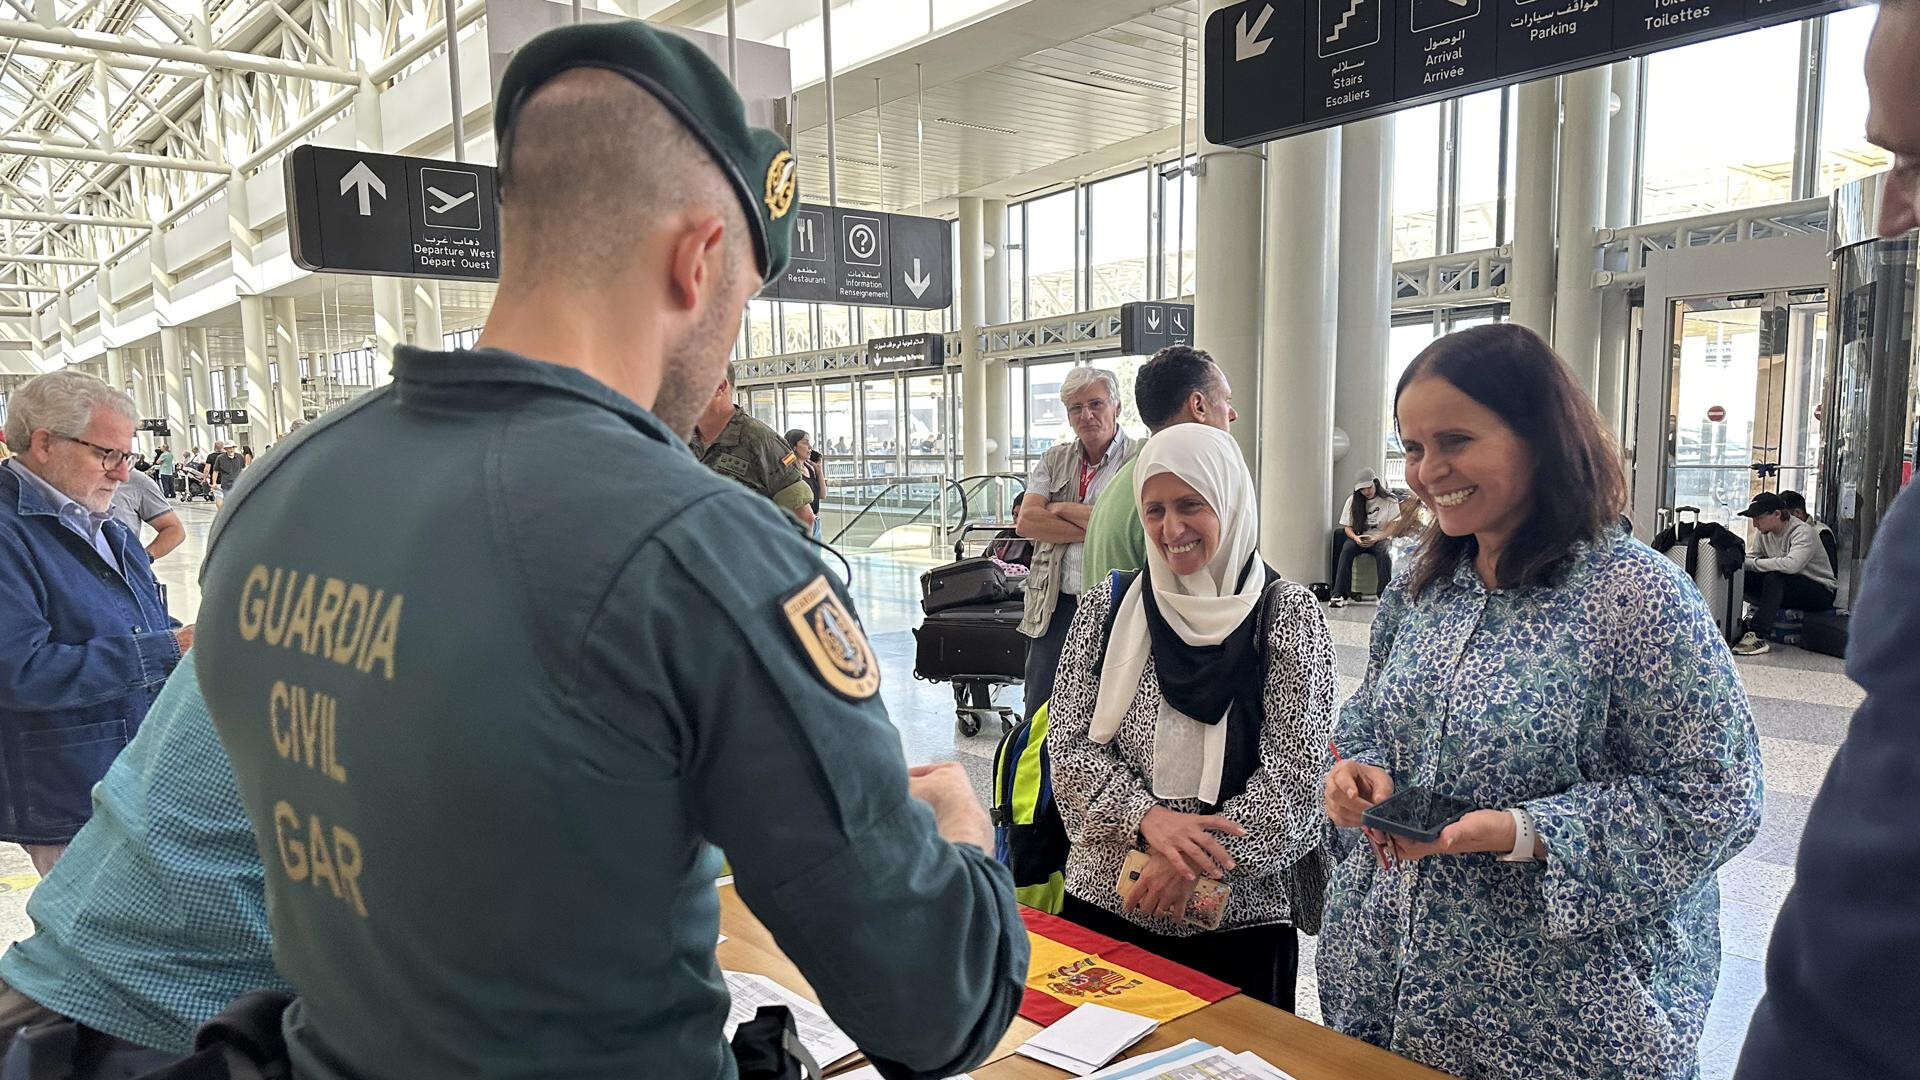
[1523,561,1765,940]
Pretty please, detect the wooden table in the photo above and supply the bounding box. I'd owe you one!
[716,885,1453,1080]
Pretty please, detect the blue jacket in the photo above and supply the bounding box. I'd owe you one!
[0,464,180,845]
[1735,482,1920,1080]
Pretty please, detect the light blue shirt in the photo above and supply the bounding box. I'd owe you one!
[3,457,118,572]
[0,651,289,1052]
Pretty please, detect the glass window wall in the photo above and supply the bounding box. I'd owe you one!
[783,385,816,447]
[1087,169,1151,310]
[1393,103,1443,261]
[1024,190,1079,319]
[1455,89,1509,251]
[1818,5,1892,194]
[1158,162,1197,299]
[860,376,899,475]
[1640,24,1799,222]
[819,382,856,480]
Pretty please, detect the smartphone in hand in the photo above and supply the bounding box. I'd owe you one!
[1362,787,1477,844]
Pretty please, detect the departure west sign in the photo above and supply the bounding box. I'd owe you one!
[1205,0,1858,147]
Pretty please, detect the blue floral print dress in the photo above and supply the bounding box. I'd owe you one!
[1318,532,1763,1080]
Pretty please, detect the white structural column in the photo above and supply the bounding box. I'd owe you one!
[123,347,151,419]
[103,347,125,398]
[957,196,988,479]
[1553,67,1610,395]
[1333,116,1394,502]
[1509,79,1560,338]
[411,280,444,348]
[982,197,1011,478]
[240,294,275,437]
[1595,59,1640,435]
[1195,0,1267,479]
[357,76,404,383]
[273,297,302,428]
[186,328,212,450]
[159,326,188,438]
[1260,128,1340,582]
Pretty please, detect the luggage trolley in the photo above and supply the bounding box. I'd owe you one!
[912,522,1031,738]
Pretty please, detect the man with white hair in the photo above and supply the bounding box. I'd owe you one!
[1015,365,1134,718]
[0,370,188,873]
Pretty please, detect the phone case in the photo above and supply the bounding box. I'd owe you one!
[1362,788,1476,843]
[1116,849,1231,930]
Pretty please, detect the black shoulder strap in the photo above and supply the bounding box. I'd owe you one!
[1092,570,1139,678]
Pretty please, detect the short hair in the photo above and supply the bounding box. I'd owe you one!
[1779,490,1808,513]
[784,428,809,447]
[497,69,752,290]
[1134,346,1219,431]
[1395,324,1626,599]
[4,369,135,449]
[1060,366,1121,407]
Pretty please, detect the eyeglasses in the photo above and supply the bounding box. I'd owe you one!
[60,435,135,471]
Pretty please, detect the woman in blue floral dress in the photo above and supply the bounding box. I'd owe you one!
[1319,324,1764,1080]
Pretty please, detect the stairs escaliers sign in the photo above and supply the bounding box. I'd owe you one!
[287,144,500,281]
[1205,0,1852,149]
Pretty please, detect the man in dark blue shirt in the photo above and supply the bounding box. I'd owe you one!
[1735,4,1920,1072]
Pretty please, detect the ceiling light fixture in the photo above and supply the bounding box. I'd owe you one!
[1085,69,1178,92]
[932,116,1020,136]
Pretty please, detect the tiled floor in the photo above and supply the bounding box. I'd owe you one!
[0,524,1857,1080]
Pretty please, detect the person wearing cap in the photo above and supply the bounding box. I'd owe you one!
[193,21,1025,1080]
[1732,490,1835,656]
[690,369,815,528]
[1329,467,1404,608]
[1776,489,1837,570]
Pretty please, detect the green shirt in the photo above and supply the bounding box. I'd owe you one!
[1081,455,1146,582]
[195,346,1027,1080]
[691,406,813,514]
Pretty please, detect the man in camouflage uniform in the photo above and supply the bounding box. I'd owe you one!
[690,371,816,529]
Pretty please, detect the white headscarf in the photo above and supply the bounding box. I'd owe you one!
[1088,424,1263,804]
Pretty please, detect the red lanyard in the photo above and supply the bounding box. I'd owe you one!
[1078,454,1099,501]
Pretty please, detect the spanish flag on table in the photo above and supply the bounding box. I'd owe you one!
[1018,907,1237,1025]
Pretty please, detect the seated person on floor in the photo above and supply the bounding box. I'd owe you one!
[1331,468,1406,607]
[1734,491,1837,656]
[1778,489,1837,570]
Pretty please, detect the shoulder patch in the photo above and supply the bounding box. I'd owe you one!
[781,575,880,700]
[780,451,798,467]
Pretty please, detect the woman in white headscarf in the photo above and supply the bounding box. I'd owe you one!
[1046,424,1336,1010]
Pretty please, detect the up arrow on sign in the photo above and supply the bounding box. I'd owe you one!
[903,258,931,299]
[339,161,386,216]
[1236,3,1274,60]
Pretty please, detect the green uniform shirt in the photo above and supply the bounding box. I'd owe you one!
[195,346,1027,1080]
[692,406,813,515]
[1081,455,1146,582]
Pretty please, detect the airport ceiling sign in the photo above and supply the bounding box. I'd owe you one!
[868,332,947,370]
[1205,0,1858,147]
[286,145,500,281]
[764,202,952,311]
[1120,301,1196,356]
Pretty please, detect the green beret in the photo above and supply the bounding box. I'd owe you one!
[494,20,795,283]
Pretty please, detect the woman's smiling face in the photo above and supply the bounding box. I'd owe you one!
[1141,471,1220,577]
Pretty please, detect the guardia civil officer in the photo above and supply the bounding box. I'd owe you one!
[691,369,816,528]
[194,23,1027,1080]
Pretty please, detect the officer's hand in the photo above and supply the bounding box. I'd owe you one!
[173,624,195,652]
[908,763,994,852]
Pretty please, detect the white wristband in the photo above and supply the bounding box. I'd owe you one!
[1499,808,1538,863]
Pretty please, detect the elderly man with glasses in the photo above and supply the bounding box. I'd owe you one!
[0,370,189,874]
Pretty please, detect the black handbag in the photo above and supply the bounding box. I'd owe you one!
[731,1006,824,1080]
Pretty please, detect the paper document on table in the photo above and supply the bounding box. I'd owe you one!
[1229,1051,1301,1080]
[1018,1002,1159,1075]
[1082,1045,1285,1080]
[1081,1041,1212,1079]
[720,971,857,1068]
[833,1060,975,1068]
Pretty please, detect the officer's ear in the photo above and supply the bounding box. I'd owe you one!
[665,213,730,314]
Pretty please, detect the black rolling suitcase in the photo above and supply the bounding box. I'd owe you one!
[913,599,1028,681]
[921,557,1017,614]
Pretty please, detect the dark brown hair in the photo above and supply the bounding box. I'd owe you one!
[1395,323,1626,599]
